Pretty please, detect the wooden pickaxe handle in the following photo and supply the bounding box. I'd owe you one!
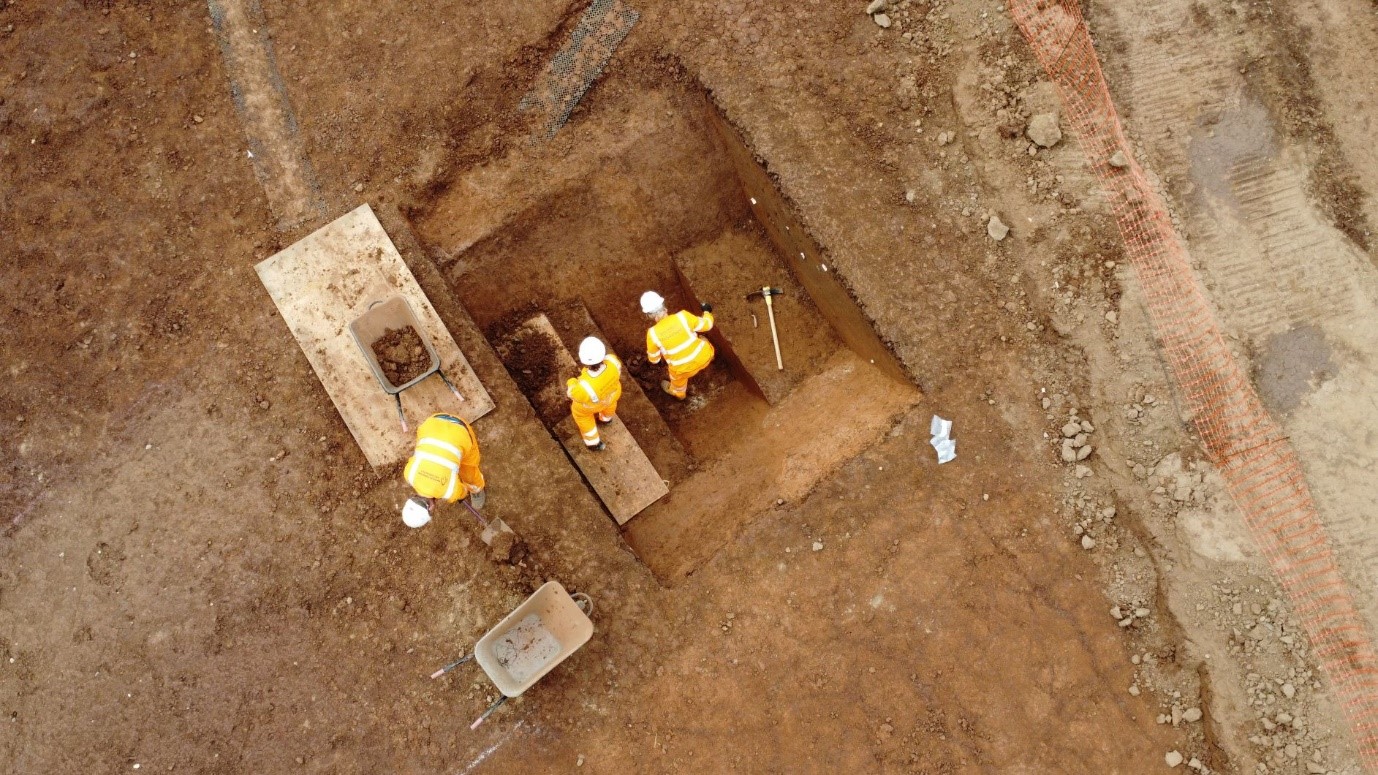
[746,286,785,371]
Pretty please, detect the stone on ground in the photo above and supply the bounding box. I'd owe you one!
[987,215,1009,241]
[1026,113,1062,148]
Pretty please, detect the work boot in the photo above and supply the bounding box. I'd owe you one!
[468,488,486,510]
[661,380,685,400]
[588,441,607,452]
[597,413,614,424]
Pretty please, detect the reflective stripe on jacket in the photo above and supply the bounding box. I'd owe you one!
[646,310,713,367]
[566,354,623,406]
[404,414,474,502]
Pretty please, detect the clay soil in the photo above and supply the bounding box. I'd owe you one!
[371,326,431,388]
[6,0,1378,773]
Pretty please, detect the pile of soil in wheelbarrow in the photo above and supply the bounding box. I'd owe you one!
[372,326,431,387]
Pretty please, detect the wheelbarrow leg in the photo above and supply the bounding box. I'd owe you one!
[436,368,465,404]
[394,393,409,433]
[470,695,509,730]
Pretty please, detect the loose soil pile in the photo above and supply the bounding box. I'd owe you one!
[372,326,431,387]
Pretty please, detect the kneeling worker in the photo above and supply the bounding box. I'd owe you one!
[401,413,486,529]
[641,290,714,400]
[566,336,622,452]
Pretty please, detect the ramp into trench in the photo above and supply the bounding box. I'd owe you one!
[493,312,668,524]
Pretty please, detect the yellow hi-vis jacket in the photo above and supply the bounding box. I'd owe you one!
[566,354,623,408]
[646,310,714,369]
[403,414,483,503]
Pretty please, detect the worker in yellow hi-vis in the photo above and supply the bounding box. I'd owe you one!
[566,337,623,451]
[641,290,714,400]
[400,413,486,528]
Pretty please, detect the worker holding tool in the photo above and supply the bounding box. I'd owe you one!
[401,413,486,528]
[641,290,715,400]
[566,336,622,451]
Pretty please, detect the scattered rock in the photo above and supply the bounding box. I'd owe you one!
[1081,534,1096,550]
[812,541,824,552]
[1076,444,1094,461]
[937,130,955,146]
[904,188,916,204]
[192,114,204,124]
[1074,464,1092,479]
[873,12,892,28]
[1109,149,1129,168]
[1282,681,1296,698]
[1128,684,1140,696]
[865,0,887,13]
[1165,750,1184,768]
[1026,113,1062,148]
[987,215,1009,241]
[1062,421,1081,438]
[1061,442,1077,463]
[1182,707,1202,723]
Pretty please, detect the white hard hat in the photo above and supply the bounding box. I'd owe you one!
[639,290,666,315]
[402,497,432,529]
[578,337,607,366]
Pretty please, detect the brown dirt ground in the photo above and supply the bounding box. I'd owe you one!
[9,0,1376,772]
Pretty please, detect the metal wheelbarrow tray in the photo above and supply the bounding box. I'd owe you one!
[431,581,594,729]
[348,295,464,430]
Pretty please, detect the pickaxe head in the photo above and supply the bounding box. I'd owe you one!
[746,286,782,302]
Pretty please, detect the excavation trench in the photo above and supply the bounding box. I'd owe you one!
[410,73,919,580]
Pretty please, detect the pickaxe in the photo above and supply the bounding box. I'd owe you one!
[746,287,784,371]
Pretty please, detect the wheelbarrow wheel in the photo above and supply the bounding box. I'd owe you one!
[571,592,593,617]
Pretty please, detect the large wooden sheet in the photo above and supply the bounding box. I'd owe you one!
[255,204,494,468]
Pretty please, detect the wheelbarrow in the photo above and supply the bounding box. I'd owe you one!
[430,581,594,729]
[349,295,465,432]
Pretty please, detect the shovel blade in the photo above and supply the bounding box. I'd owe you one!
[480,518,514,546]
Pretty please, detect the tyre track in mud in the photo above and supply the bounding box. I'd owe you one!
[208,0,327,232]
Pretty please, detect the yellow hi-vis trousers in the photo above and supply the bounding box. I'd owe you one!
[664,341,714,399]
[571,386,621,447]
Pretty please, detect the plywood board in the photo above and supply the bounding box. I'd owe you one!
[505,314,668,524]
[255,204,494,468]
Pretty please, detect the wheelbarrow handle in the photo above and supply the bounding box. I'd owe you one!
[430,653,474,679]
[394,394,409,433]
[470,695,509,730]
[436,368,466,404]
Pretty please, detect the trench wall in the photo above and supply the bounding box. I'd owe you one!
[703,99,913,389]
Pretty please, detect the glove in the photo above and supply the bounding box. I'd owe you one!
[700,302,713,313]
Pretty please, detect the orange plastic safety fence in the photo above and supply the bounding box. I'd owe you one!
[1007,0,1378,767]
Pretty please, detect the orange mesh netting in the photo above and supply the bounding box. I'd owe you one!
[1007,0,1378,766]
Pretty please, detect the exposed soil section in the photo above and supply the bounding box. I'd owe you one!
[489,311,562,425]
[371,325,431,388]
